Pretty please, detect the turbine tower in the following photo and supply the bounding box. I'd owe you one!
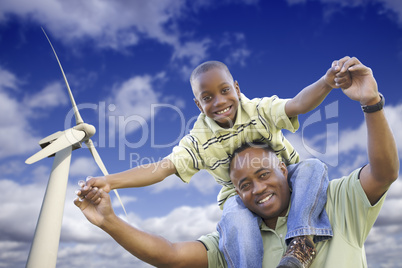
[25,29,126,268]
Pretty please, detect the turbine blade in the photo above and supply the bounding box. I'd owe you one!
[41,27,84,125]
[85,139,128,217]
[26,128,85,164]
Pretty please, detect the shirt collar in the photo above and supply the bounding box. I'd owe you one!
[260,204,291,231]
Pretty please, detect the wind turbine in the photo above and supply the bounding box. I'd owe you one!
[25,28,126,268]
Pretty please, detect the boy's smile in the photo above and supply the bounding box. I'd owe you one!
[192,67,241,128]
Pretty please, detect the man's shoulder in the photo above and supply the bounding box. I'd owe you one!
[327,168,363,203]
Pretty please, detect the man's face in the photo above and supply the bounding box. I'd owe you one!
[192,68,241,128]
[230,147,291,227]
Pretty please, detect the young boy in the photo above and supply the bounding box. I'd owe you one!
[80,57,352,268]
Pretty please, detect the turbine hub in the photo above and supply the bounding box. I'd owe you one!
[74,123,96,139]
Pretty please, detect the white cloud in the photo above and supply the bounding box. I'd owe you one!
[107,73,187,138]
[0,0,184,47]
[365,222,402,267]
[0,0,204,65]
[149,174,187,193]
[23,82,68,110]
[108,75,159,135]
[0,65,69,159]
[221,32,251,67]
[111,194,137,208]
[69,156,99,177]
[287,103,402,172]
[149,170,220,196]
[0,83,39,159]
[0,66,18,91]
[190,169,221,195]
[285,0,402,26]
[141,204,221,242]
[0,175,221,268]
[0,0,257,70]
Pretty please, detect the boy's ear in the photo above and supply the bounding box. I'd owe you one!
[234,80,241,99]
[194,98,204,113]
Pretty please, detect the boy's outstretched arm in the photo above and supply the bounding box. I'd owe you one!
[285,56,352,117]
[80,158,177,194]
[74,188,208,268]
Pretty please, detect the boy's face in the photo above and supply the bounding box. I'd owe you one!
[192,67,241,128]
[230,147,290,228]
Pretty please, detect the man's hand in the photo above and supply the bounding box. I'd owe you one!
[335,57,379,105]
[74,186,114,228]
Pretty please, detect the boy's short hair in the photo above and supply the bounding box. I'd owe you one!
[228,141,276,175]
[190,61,234,86]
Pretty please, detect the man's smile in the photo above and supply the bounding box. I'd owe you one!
[257,193,274,205]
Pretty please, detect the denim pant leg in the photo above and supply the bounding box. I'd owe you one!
[286,158,333,244]
[217,195,263,268]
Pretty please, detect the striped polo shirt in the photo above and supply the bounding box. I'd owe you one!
[166,93,300,208]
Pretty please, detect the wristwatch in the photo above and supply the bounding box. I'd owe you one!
[361,93,384,113]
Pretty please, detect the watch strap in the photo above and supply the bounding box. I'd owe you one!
[361,93,384,113]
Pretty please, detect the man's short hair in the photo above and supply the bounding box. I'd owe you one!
[190,61,234,86]
[228,141,276,175]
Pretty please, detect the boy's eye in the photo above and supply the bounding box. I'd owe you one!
[222,87,230,93]
[203,96,212,101]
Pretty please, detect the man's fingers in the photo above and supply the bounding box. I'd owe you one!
[74,197,87,210]
[74,197,81,207]
[339,57,361,73]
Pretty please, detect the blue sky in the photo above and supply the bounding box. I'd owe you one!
[1,0,402,267]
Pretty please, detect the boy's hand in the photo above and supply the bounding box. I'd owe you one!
[74,186,114,228]
[77,176,111,198]
[324,56,353,89]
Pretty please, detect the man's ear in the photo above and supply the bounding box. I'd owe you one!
[279,161,288,178]
[234,80,241,99]
[194,98,204,113]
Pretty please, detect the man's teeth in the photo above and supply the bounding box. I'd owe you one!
[259,194,273,204]
[216,107,230,114]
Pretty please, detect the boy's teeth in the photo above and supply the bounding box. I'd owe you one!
[259,194,273,204]
[216,107,230,114]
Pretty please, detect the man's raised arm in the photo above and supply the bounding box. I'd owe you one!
[74,188,208,268]
[338,57,399,205]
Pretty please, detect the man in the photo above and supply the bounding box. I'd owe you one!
[75,57,399,267]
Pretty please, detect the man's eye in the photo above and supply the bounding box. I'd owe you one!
[260,172,269,179]
[241,183,250,191]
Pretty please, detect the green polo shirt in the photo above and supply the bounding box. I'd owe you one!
[198,168,387,267]
[166,94,299,207]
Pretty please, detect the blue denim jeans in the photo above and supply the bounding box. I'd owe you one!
[217,159,333,268]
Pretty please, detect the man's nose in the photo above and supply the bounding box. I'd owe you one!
[252,180,266,195]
